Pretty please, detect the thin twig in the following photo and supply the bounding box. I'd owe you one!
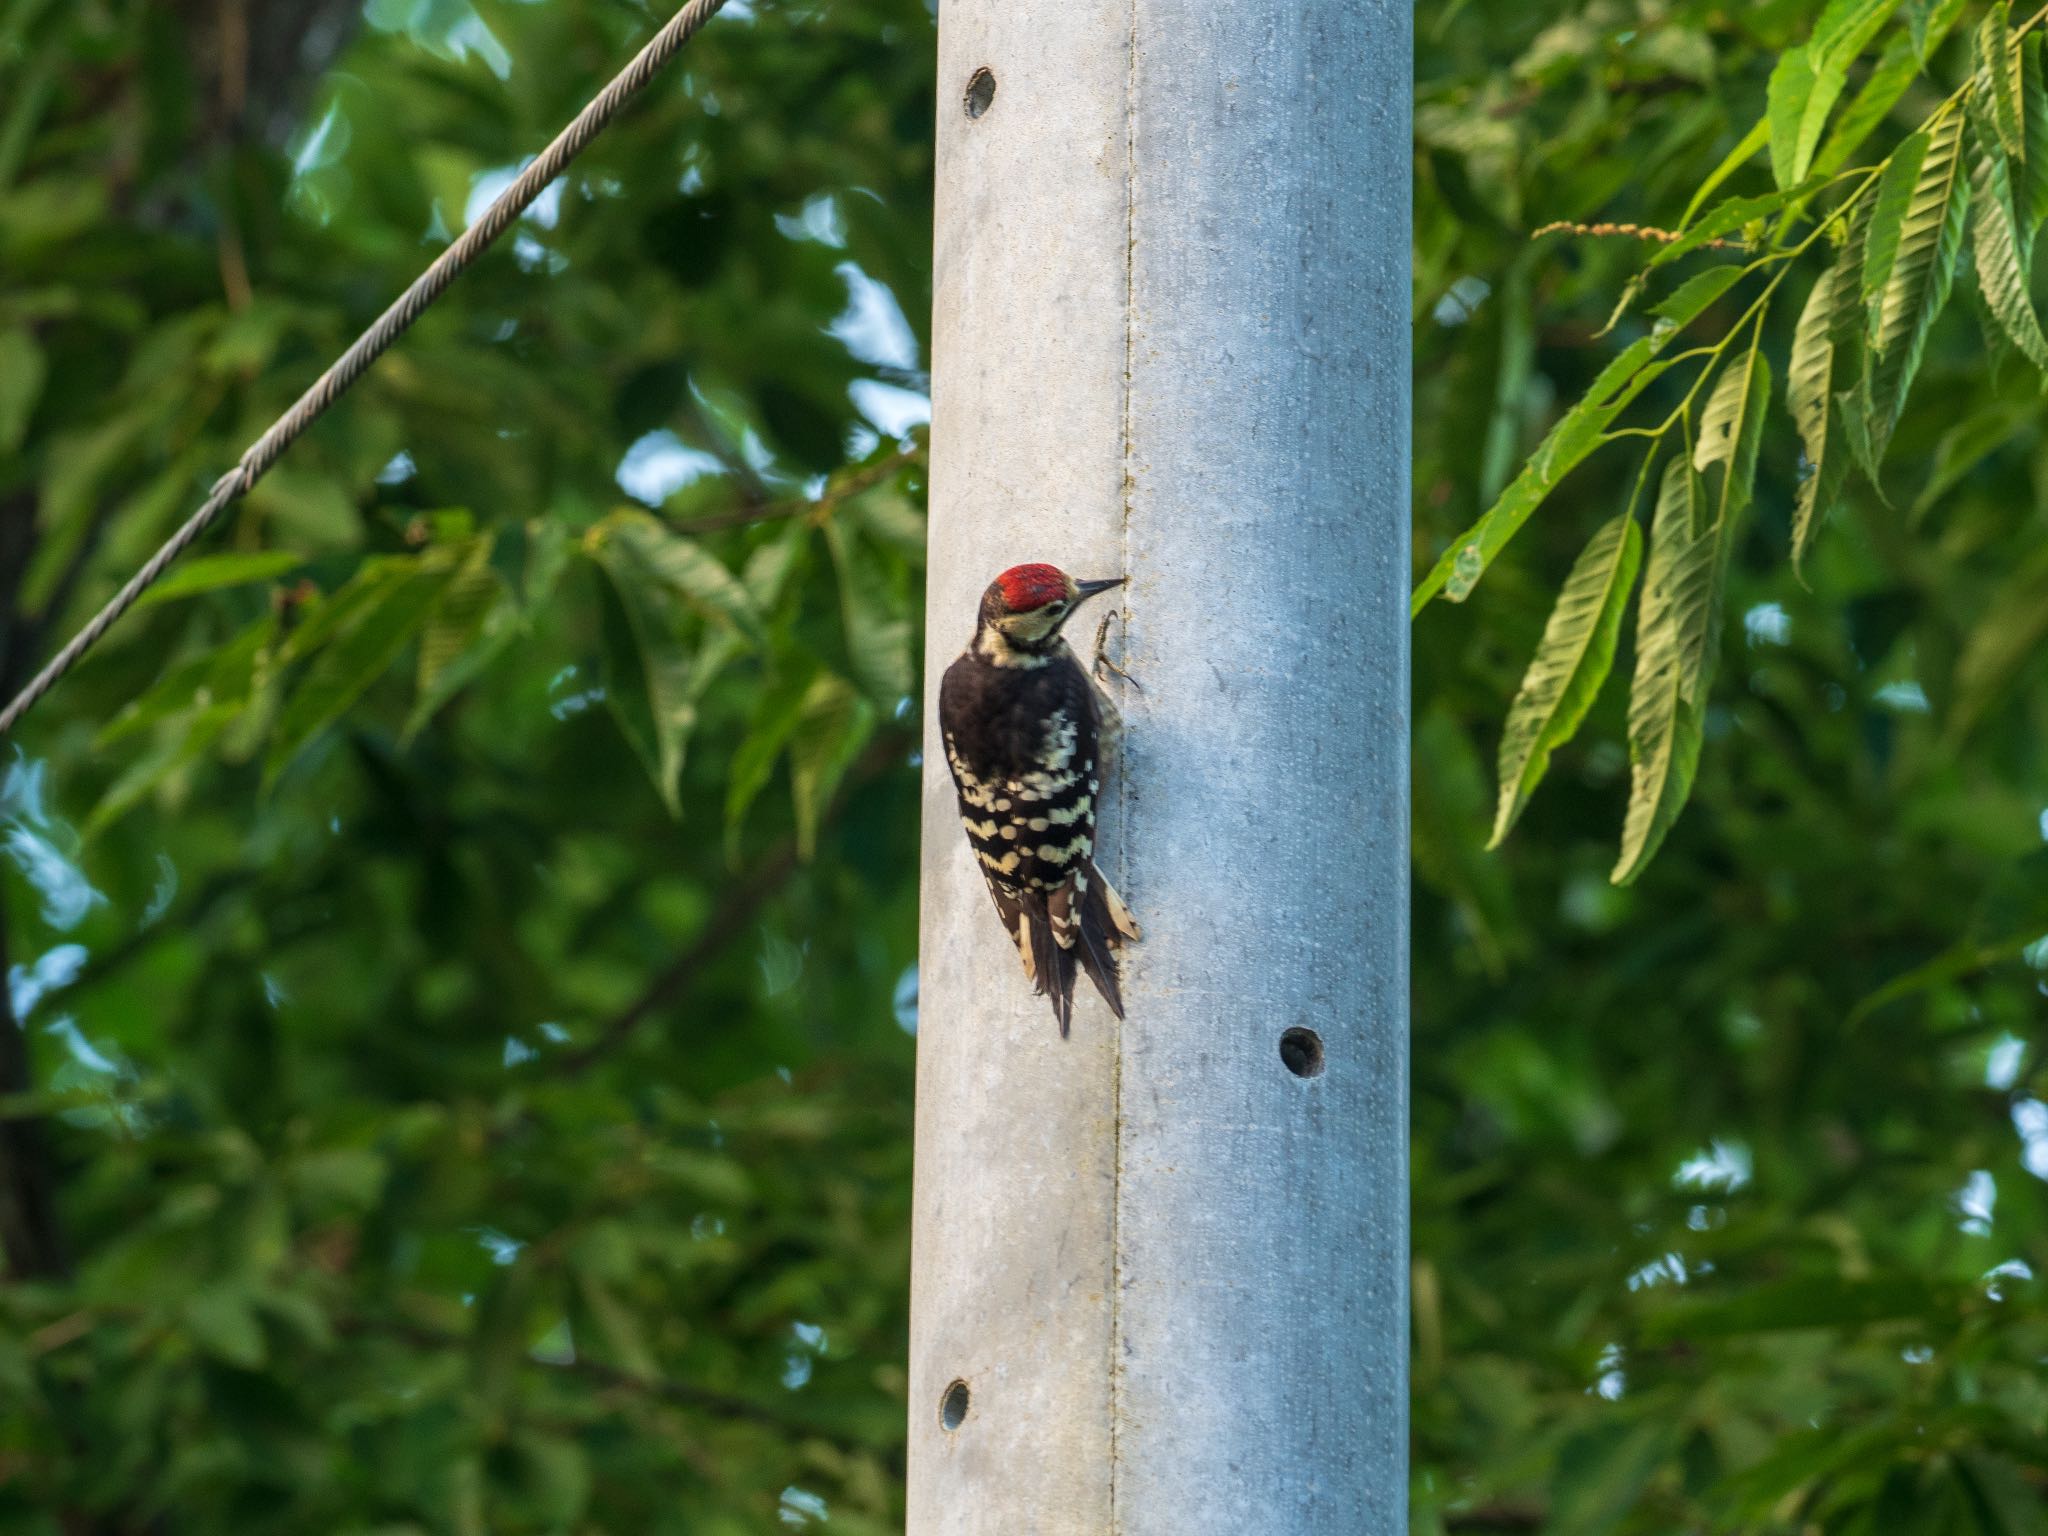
[557,733,905,1078]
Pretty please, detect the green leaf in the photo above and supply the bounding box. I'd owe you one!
[1550,1420,1676,1536]
[95,616,274,749]
[590,554,697,817]
[1641,1274,1941,1340]
[1948,546,2048,741]
[1680,116,1769,228]
[414,542,505,699]
[589,509,766,647]
[1910,0,1969,63]
[1648,185,1816,271]
[1861,128,1932,307]
[1957,1452,2048,1536]
[182,1290,267,1370]
[1848,926,2039,1025]
[823,518,914,701]
[509,1433,591,1529]
[1414,323,1692,613]
[723,666,818,847]
[1772,0,1901,188]
[1648,265,1748,323]
[1809,0,1903,65]
[1692,332,1773,531]
[787,672,876,859]
[1768,47,1822,189]
[1490,513,1642,847]
[277,559,411,665]
[2021,34,2048,247]
[265,562,452,781]
[1971,146,2048,368]
[84,699,243,839]
[1865,109,1971,465]
[1613,459,1717,885]
[0,326,45,453]
[1414,706,1521,975]
[1789,229,1866,576]
[1975,3,2025,164]
[130,551,303,611]
[1811,33,1923,183]
[574,1269,658,1381]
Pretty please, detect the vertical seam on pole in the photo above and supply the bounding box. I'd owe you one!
[1111,2,1139,1529]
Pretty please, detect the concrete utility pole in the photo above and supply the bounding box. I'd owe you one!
[909,4,1409,1532]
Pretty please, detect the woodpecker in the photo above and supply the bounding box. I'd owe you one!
[937,562,1140,1035]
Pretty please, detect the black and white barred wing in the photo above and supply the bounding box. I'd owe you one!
[941,687,1137,1032]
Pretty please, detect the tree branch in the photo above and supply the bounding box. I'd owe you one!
[558,733,905,1078]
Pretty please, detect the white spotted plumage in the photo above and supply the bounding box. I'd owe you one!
[937,564,1139,1033]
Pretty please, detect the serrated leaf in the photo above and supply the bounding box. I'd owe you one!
[1971,146,2048,368]
[1789,233,1866,575]
[276,559,408,665]
[1773,0,1901,188]
[1489,514,1642,846]
[1837,383,1884,487]
[2022,35,2048,245]
[822,518,913,701]
[265,563,452,782]
[1768,48,1822,189]
[1811,33,1923,183]
[1862,129,1932,306]
[1909,0,1969,63]
[587,509,765,647]
[414,543,504,698]
[1693,334,1773,532]
[1648,265,1748,323]
[130,550,303,611]
[0,327,46,453]
[1975,3,2025,164]
[1809,0,1903,65]
[787,673,875,859]
[1415,327,1689,613]
[1649,185,1817,271]
[1613,459,1717,885]
[1866,110,1971,465]
[590,557,696,816]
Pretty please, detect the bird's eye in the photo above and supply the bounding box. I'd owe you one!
[1046,601,1067,616]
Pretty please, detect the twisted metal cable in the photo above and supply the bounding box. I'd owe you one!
[0,0,731,738]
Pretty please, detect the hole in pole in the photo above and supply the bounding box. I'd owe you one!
[940,1378,972,1431]
[1280,1027,1325,1079]
[963,67,996,119]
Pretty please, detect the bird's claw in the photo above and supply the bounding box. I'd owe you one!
[1091,612,1140,691]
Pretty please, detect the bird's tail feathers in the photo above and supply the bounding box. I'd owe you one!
[998,867,1137,1035]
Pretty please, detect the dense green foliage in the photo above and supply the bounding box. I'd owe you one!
[1417,0,2048,1529]
[1,2,929,1529]
[1,0,2046,1532]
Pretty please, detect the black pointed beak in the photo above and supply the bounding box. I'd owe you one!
[1073,576,1125,605]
